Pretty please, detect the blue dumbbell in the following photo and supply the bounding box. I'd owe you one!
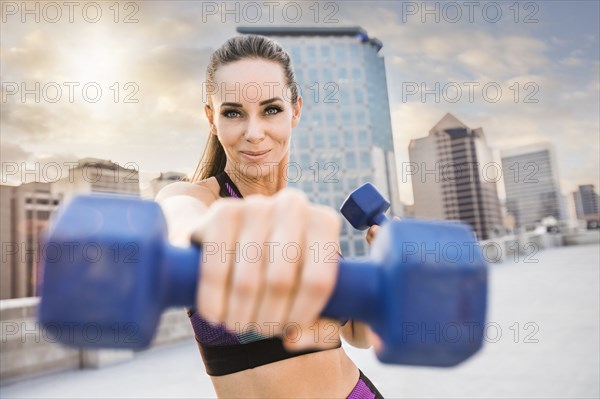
[341,182,391,230]
[38,193,488,367]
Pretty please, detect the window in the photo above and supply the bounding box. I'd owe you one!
[349,46,360,62]
[354,88,364,103]
[344,130,354,146]
[358,130,369,146]
[339,87,351,105]
[345,152,357,169]
[341,109,352,124]
[308,68,319,84]
[299,133,309,147]
[352,68,361,80]
[325,111,337,124]
[356,110,366,124]
[354,240,366,256]
[360,151,370,168]
[301,153,311,166]
[335,46,346,63]
[314,134,325,148]
[303,179,313,192]
[329,131,340,147]
[291,46,302,63]
[306,45,317,64]
[321,46,331,63]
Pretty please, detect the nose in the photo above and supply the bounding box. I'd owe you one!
[244,116,265,143]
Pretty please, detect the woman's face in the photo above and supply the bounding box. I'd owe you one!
[206,58,302,180]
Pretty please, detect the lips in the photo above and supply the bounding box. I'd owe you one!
[239,149,272,161]
[240,150,270,156]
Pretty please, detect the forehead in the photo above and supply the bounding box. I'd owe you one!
[212,58,289,104]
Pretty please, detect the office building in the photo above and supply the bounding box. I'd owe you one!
[51,157,140,202]
[409,113,503,240]
[501,143,564,230]
[1,158,140,299]
[573,184,600,219]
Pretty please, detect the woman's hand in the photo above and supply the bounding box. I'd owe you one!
[365,216,400,245]
[191,188,342,352]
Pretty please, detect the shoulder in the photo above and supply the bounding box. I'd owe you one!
[155,178,220,207]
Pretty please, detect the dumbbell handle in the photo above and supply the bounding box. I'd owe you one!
[370,212,389,226]
[161,242,379,322]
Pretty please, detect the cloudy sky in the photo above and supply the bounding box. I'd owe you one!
[1,1,598,204]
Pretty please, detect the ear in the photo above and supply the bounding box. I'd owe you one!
[291,96,303,128]
[205,104,216,135]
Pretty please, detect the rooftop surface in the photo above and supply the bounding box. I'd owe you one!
[2,244,599,398]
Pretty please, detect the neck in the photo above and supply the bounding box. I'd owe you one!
[224,154,289,197]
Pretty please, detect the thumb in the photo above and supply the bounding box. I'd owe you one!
[366,225,380,245]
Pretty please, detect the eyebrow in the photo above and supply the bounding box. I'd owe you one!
[220,97,283,108]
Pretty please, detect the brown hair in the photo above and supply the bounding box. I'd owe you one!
[189,35,299,183]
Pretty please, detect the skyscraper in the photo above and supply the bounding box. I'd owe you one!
[573,184,600,219]
[409,113,502,240]
[236,27,401,257]
[501,142,564,230]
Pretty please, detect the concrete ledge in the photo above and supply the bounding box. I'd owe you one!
[1,300,195,383]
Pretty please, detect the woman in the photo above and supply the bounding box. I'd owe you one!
[156,35,384,398]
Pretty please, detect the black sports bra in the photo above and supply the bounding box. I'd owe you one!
[187,171,342,376]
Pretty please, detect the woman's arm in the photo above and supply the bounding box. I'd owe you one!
[154,182,218,247]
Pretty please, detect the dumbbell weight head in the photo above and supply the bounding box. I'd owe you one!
[38,194,200,348]
[341,182,390,230]
[322,218,487,367]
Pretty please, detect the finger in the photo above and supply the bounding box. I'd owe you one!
[284,205,340,347]
[366,225,379,245]
[192,199,242,325]
[225,195,273,332]
[254,189,308,337]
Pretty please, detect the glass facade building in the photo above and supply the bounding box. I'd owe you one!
[237,27,401,257]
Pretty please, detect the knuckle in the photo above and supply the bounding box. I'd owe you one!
[231,276,260,298]
[265,271,294,296]
[301,272,332,297]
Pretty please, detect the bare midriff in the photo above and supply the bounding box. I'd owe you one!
[210,347,360,398]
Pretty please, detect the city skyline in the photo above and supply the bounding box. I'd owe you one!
[1,2,598,205]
